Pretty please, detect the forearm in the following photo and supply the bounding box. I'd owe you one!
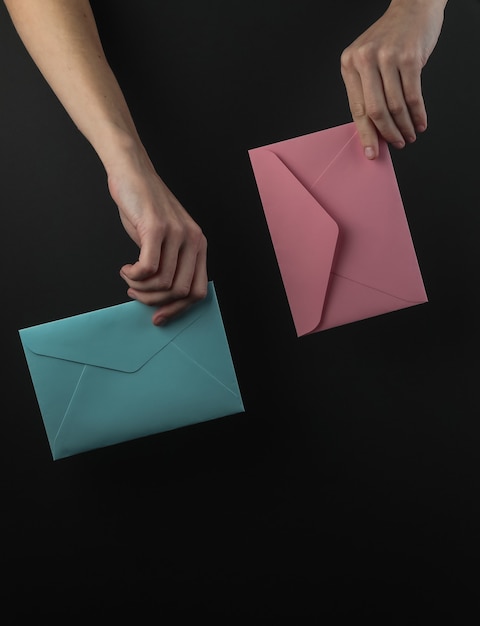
[3,0,145,174]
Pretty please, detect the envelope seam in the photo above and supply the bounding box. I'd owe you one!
[53,364,87,456]
[308,132,357,192]
[332,272,426,304]
[171,342,240,398]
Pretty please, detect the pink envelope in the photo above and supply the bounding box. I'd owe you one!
[248,122,428,336]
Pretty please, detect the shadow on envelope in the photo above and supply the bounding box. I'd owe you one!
[248,122,428,337]
[18,281,244,460]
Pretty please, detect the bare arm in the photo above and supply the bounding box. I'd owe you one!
[4,0,208,325]
[340,0,448,159]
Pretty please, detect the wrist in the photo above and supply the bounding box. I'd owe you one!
[389,0,448,10]
[92,125,152,178]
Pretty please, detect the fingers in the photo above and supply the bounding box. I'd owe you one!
[399,66,428,134]
[341,45,428,159]
[120,229,162,282]
[152,240,208,326]
[341,61,382,159]
[121,225,181,289]
[379,53,428,141]
[121,222,208,324]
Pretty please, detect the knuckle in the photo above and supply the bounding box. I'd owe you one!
[168,221,205,248]
[172,283,191,300]
[378,47,419,70]
[146,260,160,274]
[377,47,396,66]
[365,104,384,122]
[148,222,166,239]
[404,92,422,109]
[187,225,205,248]
[341,42,379,71]
[191,283,208,302]
[167,221,186,242]
[398,50,419,69]
[156,279,174,292]
[356,42,377,65]
[350,101,366,119]
[388,102,405,118]
[340,47,354,69]
[170,280,208,303]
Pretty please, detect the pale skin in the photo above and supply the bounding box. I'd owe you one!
[3,0,208,326]
[4,0,447,323]
[341,0,448,159]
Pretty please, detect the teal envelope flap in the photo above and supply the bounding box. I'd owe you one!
[19,289,207,373]
[19,281,245,459]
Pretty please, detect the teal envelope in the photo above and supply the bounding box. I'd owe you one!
[19,281,244,460]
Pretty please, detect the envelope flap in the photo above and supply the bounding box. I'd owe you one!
[266,122,358,182]
[249,147,339,336]
[19,290,210,373]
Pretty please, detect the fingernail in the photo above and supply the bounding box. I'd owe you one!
[416,124,426,133]
[364,147,375,160]
[393,141,405,149]
[407,135,416,144]
[154,316,166,326]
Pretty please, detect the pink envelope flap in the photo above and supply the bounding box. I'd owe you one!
[265,122,360,185]
[249,146,339,336]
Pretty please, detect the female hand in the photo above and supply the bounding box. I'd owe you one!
[340,0,448,159]
[108,148,208,326]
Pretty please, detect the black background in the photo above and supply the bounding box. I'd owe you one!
[1,0,479,620]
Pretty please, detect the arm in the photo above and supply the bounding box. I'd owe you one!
[340,0,448,159]
[3,0,208,325]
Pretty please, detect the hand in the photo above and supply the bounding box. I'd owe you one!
[107,149,208,326]
[340,0,447,159]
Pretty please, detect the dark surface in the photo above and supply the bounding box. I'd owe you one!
[1,0,479,620]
